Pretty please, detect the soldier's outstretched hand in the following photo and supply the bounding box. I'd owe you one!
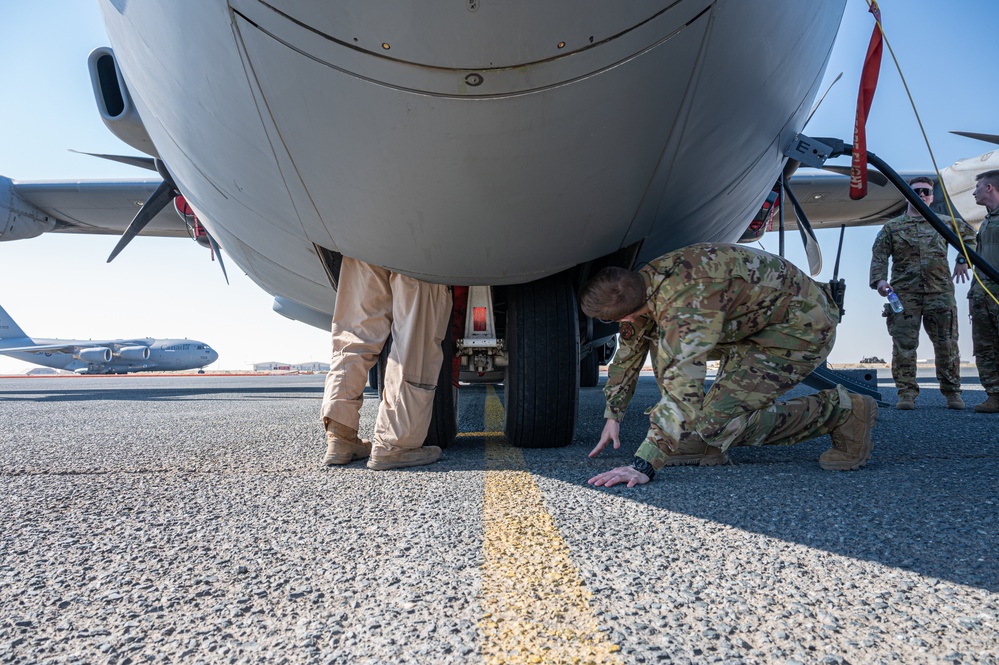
[589,419,621,457]
[589,465,650,488]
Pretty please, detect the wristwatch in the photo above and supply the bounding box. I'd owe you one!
[956,256,968,265]
[630,456,656,481]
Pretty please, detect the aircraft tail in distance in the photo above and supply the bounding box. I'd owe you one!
[0,304,28,340]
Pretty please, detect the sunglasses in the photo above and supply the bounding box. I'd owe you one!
[913,187,933,197]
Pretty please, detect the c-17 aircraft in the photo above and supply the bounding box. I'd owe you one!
[0,304,218,375]
[5,1,987,448]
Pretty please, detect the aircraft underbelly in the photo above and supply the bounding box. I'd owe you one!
[100,0,845,310]
[233,4,708,283]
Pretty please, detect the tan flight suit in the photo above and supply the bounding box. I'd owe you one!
[869,213,976,399]
[320,256,452,455]
[970,209,999,396]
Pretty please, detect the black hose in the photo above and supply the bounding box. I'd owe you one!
[810,137,999,285]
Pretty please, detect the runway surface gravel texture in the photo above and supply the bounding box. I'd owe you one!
[0,371,996,664]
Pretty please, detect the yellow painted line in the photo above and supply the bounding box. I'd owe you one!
[457,431,505,438]
[478,385,621,664]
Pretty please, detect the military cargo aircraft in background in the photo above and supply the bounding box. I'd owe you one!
[0,303,217,375]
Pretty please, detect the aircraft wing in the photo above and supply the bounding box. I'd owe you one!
[8,179,189,237]
[788,170,910,230]
[790,146,999,231]
[0,343,79,354]
[0,339,148,354]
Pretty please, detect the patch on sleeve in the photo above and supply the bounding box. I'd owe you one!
[620,322,636,341]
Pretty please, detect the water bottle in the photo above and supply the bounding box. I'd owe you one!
[886,288,904,313]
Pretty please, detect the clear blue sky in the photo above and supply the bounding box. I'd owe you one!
[1,1,997,372]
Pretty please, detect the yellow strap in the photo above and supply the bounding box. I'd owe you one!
[864,0,998,304]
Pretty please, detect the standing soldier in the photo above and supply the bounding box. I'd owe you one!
[580,243,877,488]
[869,176,977,410]
[969,170,999,413]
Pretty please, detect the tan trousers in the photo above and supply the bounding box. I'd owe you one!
[320,257,452,454]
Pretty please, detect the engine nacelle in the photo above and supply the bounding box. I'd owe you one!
[88,47,158,158]
[116,346,150,361]
[76,347,113,363]
[0,176,57,241]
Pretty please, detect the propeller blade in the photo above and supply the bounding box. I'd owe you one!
[949,131,999,147]
[821,164,890,187]
[106,179,177,262]
[798,220,822,277]
[784,184,823,276]
[206,232,230,285]
[69,150,158,172]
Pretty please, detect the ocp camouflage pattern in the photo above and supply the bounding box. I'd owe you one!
[869,213,976,299]
[883,291,962,397]
[970,211,999,394]
[870,213,975,397]
[602,243,853,468]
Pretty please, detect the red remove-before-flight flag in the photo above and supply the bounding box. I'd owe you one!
[850,1,883,200]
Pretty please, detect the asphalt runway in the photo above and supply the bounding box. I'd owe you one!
[1,371,997,664]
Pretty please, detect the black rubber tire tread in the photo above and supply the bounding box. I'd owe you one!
[504,273,579,448]
[424,314,457,449]
[579,350,599,388]
[376,339,390,401]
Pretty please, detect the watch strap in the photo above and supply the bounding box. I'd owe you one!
[630,456,656,481]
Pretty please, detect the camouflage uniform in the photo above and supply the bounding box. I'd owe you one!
[869,214,976,399]
[604,243,857,471]
[969,210,999,396]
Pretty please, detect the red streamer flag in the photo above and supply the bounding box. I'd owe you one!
[850,1,883,200]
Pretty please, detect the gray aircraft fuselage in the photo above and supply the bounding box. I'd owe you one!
[95,0,847,317]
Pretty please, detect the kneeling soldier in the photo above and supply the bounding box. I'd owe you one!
[580,243,877,488]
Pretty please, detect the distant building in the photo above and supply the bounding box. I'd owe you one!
[252,361,329,372]
[292,361,328,372]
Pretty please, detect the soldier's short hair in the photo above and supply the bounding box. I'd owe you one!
[975,170,999,189]
[908,176,933,188]
[579,267,646,321]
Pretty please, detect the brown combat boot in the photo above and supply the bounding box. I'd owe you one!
[663,440,729,467]
[819,394,877,471]
[945,393,965,410]
[973,394,999,413]
[367,446,442,470]
[895,395,915,410]
[323,420,371,466]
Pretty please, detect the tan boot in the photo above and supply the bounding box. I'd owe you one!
[945,393,965,410]
[663,440,729,467]
[895,395,915,410]
[367,446,442,470]
[323,420,371,466]
[974,394,999,413]
[819,394,877,471]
